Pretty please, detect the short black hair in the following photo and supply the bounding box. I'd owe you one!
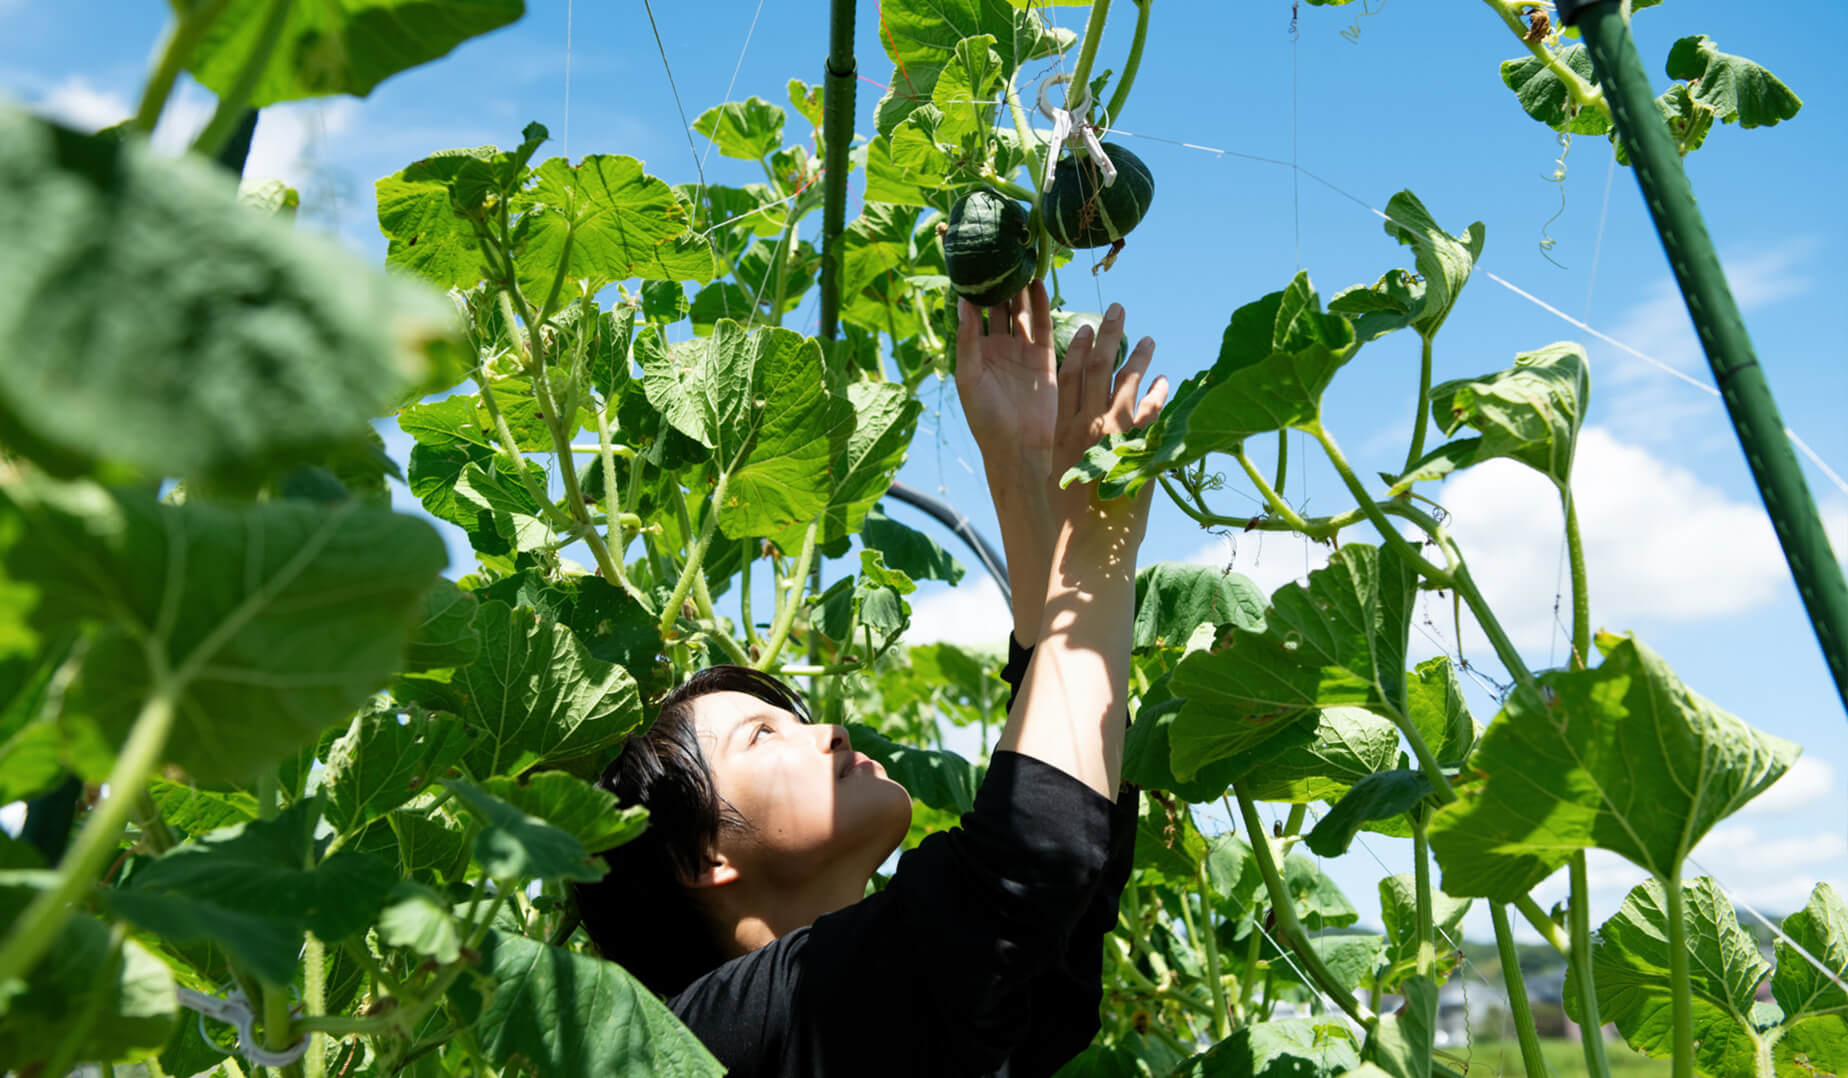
[573,664,811,998]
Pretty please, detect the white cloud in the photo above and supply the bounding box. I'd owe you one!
[0,801,23,837]
[1740,755,1840,816]
[903,576,1013,649]
[1430,427,1847,657]
[1181,529,1332,599]
[35,75,129,131]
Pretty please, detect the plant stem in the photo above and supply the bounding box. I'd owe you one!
[1234,786,1375,1026]
[978,170,1036,201]
[1563,485,1591,669]
[754,520,818,671]
[1282,802,1307,837]
[1065,0,1114,122]
[1402,335,1434,478]
[592,396,653,611]
[133,0,238,134]
[302,934,327,1078]
[1665,867,1694,1078]
[1484,0,1608,118]
[765,213,799,325]
[656,473,728,641]
[1514,893,1572,955]
[1412,815,1436,979]
[1233,447,1314,533]
[528,363,626,589]
[1194,863,1231,1039]
[189,0,290,159]
[1309,421,1452,583]
[1102,0,1152,127]
[1570,852,1613,1077]
[1271,431,1288,499]
[1492,901,1555,1078]
[0,687,176,985]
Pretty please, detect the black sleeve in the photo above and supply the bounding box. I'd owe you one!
[994,634,1142,1074]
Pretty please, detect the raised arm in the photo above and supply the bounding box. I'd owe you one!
[956,284,1167,798]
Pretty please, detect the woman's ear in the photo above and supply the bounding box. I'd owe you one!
[686,852,741,890]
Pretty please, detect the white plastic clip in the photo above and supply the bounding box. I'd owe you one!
[1035,73,1117,193]
[177,985,311,1068]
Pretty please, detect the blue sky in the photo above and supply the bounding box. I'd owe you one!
[7,0,1845,952]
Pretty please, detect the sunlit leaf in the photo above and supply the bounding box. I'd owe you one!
[691,96,786,162]
[1170,1018,1361,1077]
[1379,190,1484,339]
[445,779,606,885]
[1665,35,1802,130]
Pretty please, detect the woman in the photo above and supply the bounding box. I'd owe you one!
[574,281,1170,1076]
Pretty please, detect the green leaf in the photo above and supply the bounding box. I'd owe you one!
[1771,883,1848,1075]
[841,203,921,302]
[1664,35,1802,130]
[512,156,717,295]
[777,381,922,556]
[1061,273,1358,500]
[787,79,825,129]
[1167,543,1416,779]
[864,115,954,208]
[1428,633,1799,900]
[0,904,177,1071]
[1133,563,1268,651]
[185,0,523,106]
[377,881,463,965]
[473,570,667,702]
[481,771,649,854]
[931,35,1003,147]
[845,722,982,814]
[352,791,473,886]
[397,599,643,780]
[1362,975,1435,1078]
[1170,1018,1361,1077]
[0,110,458,482]
[1135,791,1209,889]
[1377,874,1470,992]
[1123,699,1242,802]
[1303,770,1433,858]
[103,801,396,984]
[375,147,499,290]
[639,320,855,540]
[861,505,966,586]
[1328,269,1423,343]
[403,578,481,672]
[0,478,445,784]
[1405,657,1477,766]
[469,930,723,1076]
[1565,877,1769,1075]
[1405,341,1589,490]
[691,96,786,161]
[1213,707,1402,805]
[322,706,474,835]
[872,0,1070,135]
[1500,45,1613,135]
[445,779,606,884]
[1379,191,1484,340]
[145,778,258,837]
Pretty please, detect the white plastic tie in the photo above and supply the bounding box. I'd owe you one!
[1035,74,1116,193]
[177,985,311,1068]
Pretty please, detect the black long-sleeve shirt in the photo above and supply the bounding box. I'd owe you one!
[668,636,1140,1076]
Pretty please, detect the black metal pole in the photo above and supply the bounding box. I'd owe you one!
[817,0,857,342]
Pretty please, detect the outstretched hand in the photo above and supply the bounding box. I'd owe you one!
[1051,302,1168,557]
[954,280,1058,475]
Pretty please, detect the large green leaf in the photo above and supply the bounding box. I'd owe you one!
[1362,975,1435,1078]
[931,35,1004,148]
[691,97,786,162]
[1061,273,1359,500]
[1170,1018,1361,1077]
[0,110,457,482]
[481,771,649,854]
[511,156,717,296]
[861,505,965,586]
[186,0,524,106]
[102,801,396,985]
[1664,36,1803,130]
[1401,342,1589,491]
[1167,543,1416,779]
[872,0,1071,135]
[377,881,463,965]
[403,578,481,672]
[1566,877,1770,1076]
[145,778,258,837]
[1428,633,1798,900]
[1405,657,1477,766]
[0,478,445,784]
[845,722,983,814]
[473,570,667,702]
[444,779,606,884]
[1379,190,1484,339]
[468,930,723,1075]
[638,320,856,540]
[0,899,177,1071]
[1771,883,1848,1075]
[1133,563,1268,651]
[376,131,545,291]
[397,599,643,780]
[1212,706,1402,805]
[777,382,922,556]
[322,706,475,835]
[1303,769,1433,858]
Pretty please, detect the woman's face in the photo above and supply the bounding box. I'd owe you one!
[690,691,913,888]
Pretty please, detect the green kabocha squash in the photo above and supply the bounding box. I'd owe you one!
[1045,142,1155,250]
[943,187,1036,306]
[1052,310,1128,370]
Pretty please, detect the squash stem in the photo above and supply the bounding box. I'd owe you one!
[1102,0,1152,127]
[189,0,291,159]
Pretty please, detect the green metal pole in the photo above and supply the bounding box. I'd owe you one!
[1563,0,1848,717]
[817,0,857,343]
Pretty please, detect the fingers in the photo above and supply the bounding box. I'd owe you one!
[987,295,1011,338]
[1057,322,1088,419]
[1113,335,1156,420]
[1081,304,1124,418]
[1028,279,1053,346]
[955,299,981,381]
[1134,373,1170,427]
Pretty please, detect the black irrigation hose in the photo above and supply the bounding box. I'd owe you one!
[1562,0,1848,717]
[885,481,1012,607]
